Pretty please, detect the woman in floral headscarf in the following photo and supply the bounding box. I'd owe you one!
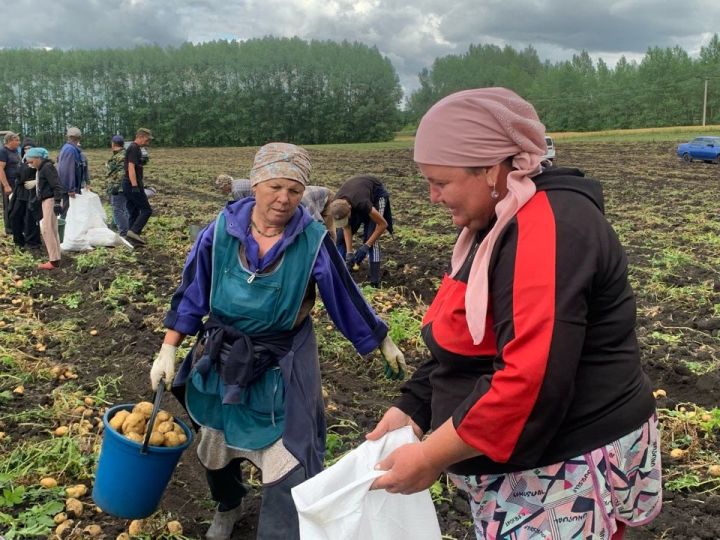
[149,143,407,540]
[367,89,661,540]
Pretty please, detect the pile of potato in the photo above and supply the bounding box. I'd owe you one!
[108,402,187,447]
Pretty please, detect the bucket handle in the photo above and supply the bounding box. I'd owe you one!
[141,379,165,455]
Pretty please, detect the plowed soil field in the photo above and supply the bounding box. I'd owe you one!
[1,141,719,539]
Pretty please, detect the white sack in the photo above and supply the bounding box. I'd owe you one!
[292,426,442,540]
[86,227,122,247]
[61,191,122,250]
[60,192,93,251]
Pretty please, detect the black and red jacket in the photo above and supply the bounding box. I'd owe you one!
[396,167,655,475]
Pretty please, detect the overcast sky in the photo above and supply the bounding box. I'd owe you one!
[3,0,718,97]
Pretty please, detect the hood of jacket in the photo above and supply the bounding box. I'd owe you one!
[533,166,604,214]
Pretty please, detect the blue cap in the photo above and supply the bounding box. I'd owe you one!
[111,135,124,145]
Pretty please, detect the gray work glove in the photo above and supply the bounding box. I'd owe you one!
[24,179,38,190]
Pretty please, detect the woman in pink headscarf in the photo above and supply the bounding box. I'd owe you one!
[367,88,661,539]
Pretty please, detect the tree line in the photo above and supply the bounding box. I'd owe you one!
[407,35,720,131]
[3,35,720,148]
[0,37,402,148]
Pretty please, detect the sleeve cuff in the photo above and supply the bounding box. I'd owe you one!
[395,394,432,434]
[163,311,203,336]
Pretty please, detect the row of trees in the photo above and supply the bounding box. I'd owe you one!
[4,35,720,146]
[407,35,720,131]
[0,38,402,148]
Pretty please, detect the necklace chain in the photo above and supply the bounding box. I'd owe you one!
[251,219,284,238]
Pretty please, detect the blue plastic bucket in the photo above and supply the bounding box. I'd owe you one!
[92,404,193,519]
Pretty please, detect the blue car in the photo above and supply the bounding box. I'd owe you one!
[676,136,720,163]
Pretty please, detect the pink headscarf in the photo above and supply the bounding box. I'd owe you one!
[414,88,547,344]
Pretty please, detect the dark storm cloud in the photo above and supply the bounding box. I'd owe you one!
[2,0,718,93]
[1,0,187,49]
[438,0,715,53]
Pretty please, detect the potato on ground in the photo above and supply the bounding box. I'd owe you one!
[55,519,74,538]
[83,524,103,537]
[167,520,183,534]
[65,484,88,498]
[128,519,144,535]
[40,477,58,488]
[65,497,83,517]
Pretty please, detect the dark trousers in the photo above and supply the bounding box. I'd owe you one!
[206,460,306,540]
[109,193,130,236]
[9,199,41,246]
[123,181,152,235]
[2,189,11,234]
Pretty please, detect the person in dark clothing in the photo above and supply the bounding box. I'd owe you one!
[106,135,129,237]
[366,88,660,540]
[123,127,153,244]
[8,138,42,248]
[328,175,394,287]
[0,132,21,234]
[149,143,406,540]
[25,148,63,270]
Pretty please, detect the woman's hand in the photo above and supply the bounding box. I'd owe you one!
[366,406,423,441]
[368,418,481,494]
[370,442,443,494]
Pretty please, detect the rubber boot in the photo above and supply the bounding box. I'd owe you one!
[369,261,381,288]
[206,503,244,540]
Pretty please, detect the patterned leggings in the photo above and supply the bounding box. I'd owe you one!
[449,416,661,540]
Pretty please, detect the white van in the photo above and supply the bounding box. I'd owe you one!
[543,136,556,164]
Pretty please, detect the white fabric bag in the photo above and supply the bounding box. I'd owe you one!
[292,426,442,540]
[60,192,93,251]
[86,227,122,247]
[61,191,122,250]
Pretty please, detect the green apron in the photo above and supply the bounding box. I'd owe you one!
[186,213,325,450]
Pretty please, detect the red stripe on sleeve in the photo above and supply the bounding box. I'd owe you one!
[456,192,556,462]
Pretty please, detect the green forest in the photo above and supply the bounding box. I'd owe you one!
[0,38,402,148]
[408,35,720,131]
[2,35,720,147]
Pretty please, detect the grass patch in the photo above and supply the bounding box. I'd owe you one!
[75,246,136,272]
[309,139,414,152]
[0,476,65,540]
[0,435,96,482]
[552,124,720,143]
[394,225,455,250]
[660,404,720,495]
[57,291,83,310]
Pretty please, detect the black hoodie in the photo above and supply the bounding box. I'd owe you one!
[35,159,63,203]
[396,167,655,475]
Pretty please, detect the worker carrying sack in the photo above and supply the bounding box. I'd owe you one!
[291,426,442,540]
